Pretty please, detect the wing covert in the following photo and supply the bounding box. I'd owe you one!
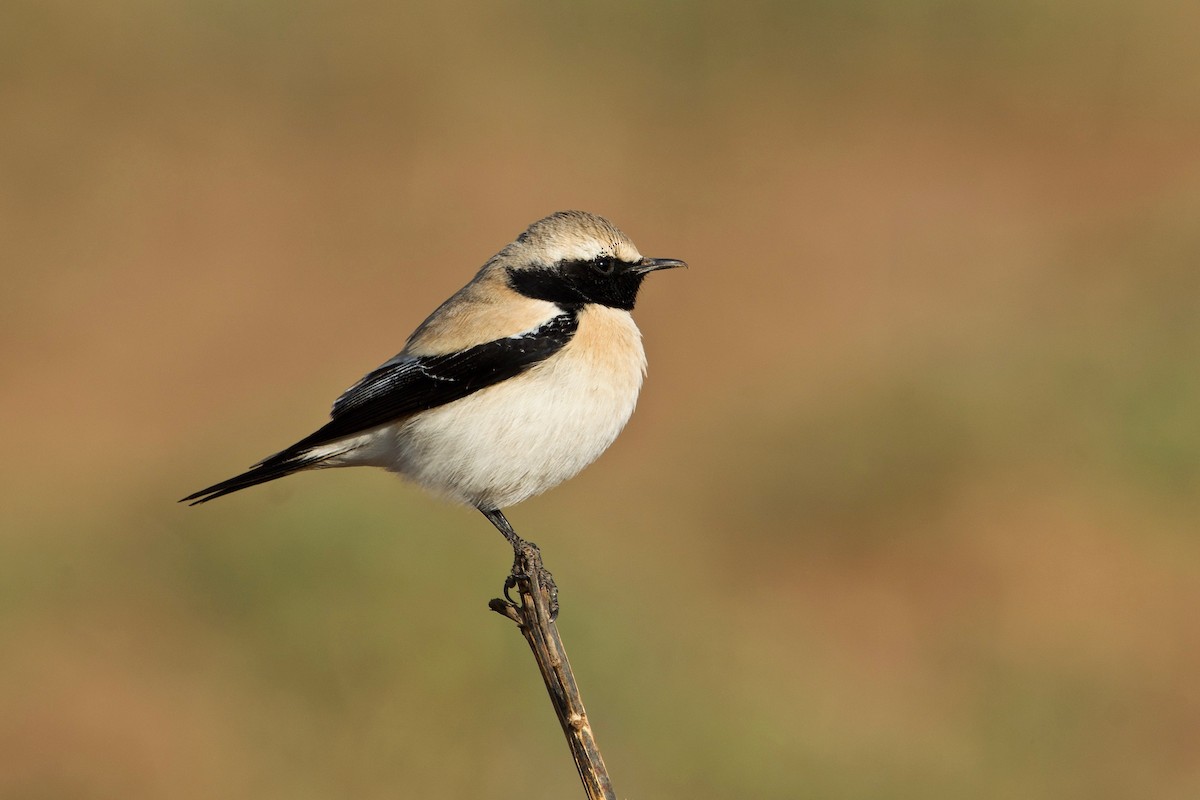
[273,311,579,458]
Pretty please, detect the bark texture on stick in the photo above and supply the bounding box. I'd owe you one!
[489,543,616,800]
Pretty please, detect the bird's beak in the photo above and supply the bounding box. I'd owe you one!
[635,257,688,275]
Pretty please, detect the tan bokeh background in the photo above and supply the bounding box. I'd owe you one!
[3,1,1199,797]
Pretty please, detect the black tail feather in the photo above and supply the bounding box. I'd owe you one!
[180,456,318,505]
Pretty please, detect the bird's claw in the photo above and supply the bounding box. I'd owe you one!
[505,540,560,620]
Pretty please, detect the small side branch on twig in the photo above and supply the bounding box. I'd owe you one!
[489,543,616,800]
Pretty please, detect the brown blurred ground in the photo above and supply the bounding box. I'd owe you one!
[2,1,1199,797]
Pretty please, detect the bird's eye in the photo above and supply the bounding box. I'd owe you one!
[592,256,616,275]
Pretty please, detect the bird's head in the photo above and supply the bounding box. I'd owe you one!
[501,211,686,311]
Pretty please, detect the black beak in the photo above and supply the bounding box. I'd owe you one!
[635,257,688,275]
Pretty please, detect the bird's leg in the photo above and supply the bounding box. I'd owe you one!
[480,508,559,618]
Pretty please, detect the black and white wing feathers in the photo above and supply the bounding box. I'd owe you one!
[314,311,579,449]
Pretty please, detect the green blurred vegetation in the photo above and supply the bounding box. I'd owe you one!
[2,0,1199,797]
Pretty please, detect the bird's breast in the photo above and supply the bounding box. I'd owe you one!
[556,304,647,397]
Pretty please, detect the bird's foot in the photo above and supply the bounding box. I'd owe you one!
[503,539,559,621]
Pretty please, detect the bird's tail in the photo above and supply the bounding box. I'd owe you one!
[180,454,322,505]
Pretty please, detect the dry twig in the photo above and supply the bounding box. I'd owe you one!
[489,542,616,800]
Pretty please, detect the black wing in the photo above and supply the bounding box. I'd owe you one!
[181,311,578,504]
[305,310,579,451]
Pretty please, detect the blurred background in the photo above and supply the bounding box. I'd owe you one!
[2,0,1199,797]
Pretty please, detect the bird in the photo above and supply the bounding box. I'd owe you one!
[182,210,685,610]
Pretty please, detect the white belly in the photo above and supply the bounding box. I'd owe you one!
[344,307,646,509]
